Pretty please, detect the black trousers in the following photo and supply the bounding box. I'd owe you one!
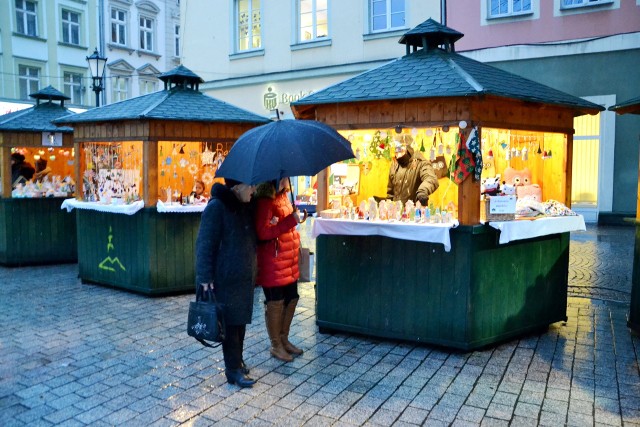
[262,282,299,304]
[222,324,245,370]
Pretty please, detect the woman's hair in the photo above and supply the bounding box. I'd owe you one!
[35,158,48,172]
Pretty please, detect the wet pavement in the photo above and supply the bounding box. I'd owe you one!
[1,223,639,426]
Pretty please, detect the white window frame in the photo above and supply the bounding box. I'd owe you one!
[561,0,614,9]
[488,0,532,18]
[139,15,154,52]
[235,0,262,52]
[63,71,84,105]
[111,7,128,46]
[174,24,180,56]
[112,75,130,102]
[18,65,40,99]
[297,0,328,43]
[370,0,405,33]
[15,0,38,37]
[62,9,80,45]
[139,78,157,95]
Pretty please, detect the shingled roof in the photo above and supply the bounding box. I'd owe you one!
[54,65,270,125]
[0,86,75,133]
[293,19,603,115]
[609,95,640,115]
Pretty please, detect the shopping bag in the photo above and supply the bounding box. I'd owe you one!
[298,247,313,282]
[187,287,226,347]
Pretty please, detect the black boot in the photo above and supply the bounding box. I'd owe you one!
[225,369,256,388]
[240,360,250,375]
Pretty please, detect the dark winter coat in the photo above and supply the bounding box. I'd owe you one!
[387,147,439,205]
[195,183,257,326]
[253,183,300,287]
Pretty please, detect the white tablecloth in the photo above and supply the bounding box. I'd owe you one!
[312,218,459,252]
[156,200,206,213]
[60,199,144,215]
[488,215,586,244]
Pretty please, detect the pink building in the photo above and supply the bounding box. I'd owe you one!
[446,0,640,223]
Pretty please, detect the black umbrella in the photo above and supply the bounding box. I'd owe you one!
[215,119,355,185]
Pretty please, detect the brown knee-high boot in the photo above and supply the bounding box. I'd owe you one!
[265,301,293,362]
[281,298,303,356]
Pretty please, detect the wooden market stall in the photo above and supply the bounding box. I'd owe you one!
[291,20,604,350]
[609,96,640,333]
[54,66,270,295]
[0,86,77,266]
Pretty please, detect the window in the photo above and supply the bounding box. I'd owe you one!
[298,0,327,42]
[139,16,154,51]
[561,0,612,8]
[112,75,130,102]
[63,72,83,105]
[371,0,405,32]
[174,24,180,56]
[111,7,127,45]
[15,0,37,36]
[62,9,80,45]
[18,65,39,99]
[488,0,532,18]
[139,79,157,95]
[236,0,261,51]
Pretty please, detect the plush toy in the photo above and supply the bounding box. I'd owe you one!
[481,174,501,197]
[503,166,542,200]
[501,182,516,196]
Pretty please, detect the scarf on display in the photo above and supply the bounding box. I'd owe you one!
[467,127,482,181]
[453,131,475,184]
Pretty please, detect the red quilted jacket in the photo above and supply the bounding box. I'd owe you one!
[254,190,300,287]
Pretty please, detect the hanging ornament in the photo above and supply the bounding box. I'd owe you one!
[188,164,199,175]
[547,149,552,158]
[430,146,436,161]
[511,147,517,158]
[201,144,214,166]
[446,144,452,155]
[437,139,444,155]
[521,146,528,161]
[537,143,542,155]
[179,158,189,168]
[486,149,494,160]
[419,138,425,152]
[543,150,548,159]
[505,147,512,161]
[166,156,172,165]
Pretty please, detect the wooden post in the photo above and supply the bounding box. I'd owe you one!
[74,141,81,200]
[143,140,158,207]
[317,168,329,212]
[565,132,573,208]
[457,127,481,225]
[0,145,10,198]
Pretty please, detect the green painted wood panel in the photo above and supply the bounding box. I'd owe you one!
[316,226,570,350]
[0,198,77,266]
[629,224,640,332]
[76,208,200,295]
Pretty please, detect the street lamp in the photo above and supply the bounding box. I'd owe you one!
[86,48,107,107]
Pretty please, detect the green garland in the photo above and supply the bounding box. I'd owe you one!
[369,130,392,160]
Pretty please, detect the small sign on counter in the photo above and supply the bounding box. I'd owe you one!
[489,195,516,214]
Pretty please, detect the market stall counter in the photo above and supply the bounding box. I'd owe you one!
[0,87,77,266]
[53,66,270,295]
[291,19,603,349]
[609,96,640,333]
[313,216,584,350]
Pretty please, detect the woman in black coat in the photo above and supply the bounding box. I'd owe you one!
[195,179,257,388]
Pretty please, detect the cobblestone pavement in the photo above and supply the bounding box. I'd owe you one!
[1,224,639,426]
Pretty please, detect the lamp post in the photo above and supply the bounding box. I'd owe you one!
[86,48,107,107]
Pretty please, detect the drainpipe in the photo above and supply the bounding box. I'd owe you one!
[99,0,106,106]
[441,0,447,26]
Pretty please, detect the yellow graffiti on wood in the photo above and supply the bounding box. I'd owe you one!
[98,226,126,272]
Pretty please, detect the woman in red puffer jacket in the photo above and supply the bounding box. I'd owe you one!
[254,178,307,362]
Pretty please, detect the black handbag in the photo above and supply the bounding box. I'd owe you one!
[187,287,226,347]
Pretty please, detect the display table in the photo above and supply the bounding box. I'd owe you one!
[313,217,458,251]
[62,201,200,295]
[0,197,77,266]
[314,216,581,350]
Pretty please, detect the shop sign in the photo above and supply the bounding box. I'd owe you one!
[42,132,63,147]
[263,86,313,111]
[488,195,516,214]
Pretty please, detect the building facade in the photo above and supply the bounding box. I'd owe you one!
[445,0,640,221]
[180,0,442,119]
[101,0,181,105]
[0,0,100,113]
[0,0,180,114]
